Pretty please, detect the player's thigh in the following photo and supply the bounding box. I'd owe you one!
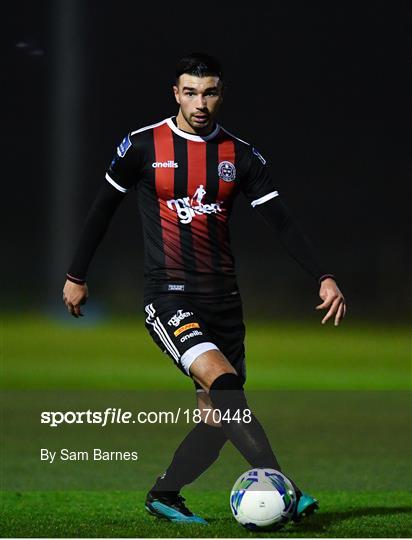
[196,294,246,383]
[144,295,219,379]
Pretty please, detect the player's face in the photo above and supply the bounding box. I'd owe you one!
[173,75,223,135]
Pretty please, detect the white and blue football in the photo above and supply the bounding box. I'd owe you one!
[230,468,297,530]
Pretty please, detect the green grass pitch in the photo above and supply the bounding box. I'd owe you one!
[1,316,411,537]
[1,491,411,538]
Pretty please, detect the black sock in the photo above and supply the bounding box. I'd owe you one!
[209,373,301,497]
[150,421,227,494]
[209,373,280,469]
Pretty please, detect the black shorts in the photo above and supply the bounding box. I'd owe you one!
[144,292,246,389]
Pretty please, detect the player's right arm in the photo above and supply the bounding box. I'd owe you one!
[63,133,141,318]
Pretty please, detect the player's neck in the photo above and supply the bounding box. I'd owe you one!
[175,112,216,137]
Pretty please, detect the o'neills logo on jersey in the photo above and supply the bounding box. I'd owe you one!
[167,184,222,224]
[152,161,179,168]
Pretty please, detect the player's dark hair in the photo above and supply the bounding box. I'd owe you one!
[175,52,223,82]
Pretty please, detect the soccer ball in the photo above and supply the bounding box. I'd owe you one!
[230,468,297,530]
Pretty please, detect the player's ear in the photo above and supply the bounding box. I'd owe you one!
[173,84,181,105]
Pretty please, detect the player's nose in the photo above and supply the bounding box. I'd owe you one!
[196,95,207,108]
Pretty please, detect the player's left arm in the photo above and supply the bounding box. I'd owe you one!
[239,146,346,326]
[254,197,346,326]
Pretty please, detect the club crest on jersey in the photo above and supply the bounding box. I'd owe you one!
[117,135,131,158]
[218,161,236,182]
[167,184,222,224]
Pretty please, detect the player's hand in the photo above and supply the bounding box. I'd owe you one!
[316,278,346,326]
[62,280,88,318]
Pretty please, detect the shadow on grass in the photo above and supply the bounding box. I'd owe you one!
[295,506,412,533]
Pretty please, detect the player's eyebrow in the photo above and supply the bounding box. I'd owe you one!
[182,86,219,92]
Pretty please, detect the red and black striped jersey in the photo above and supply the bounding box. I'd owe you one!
[106,117,279,296]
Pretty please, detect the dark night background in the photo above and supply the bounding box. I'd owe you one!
[4,1,412,322]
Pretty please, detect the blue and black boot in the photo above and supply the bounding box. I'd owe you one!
[145,490,208,524]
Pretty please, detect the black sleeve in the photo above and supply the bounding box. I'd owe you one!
[240,146,279,206]
[105,133,143,192]
[66,132,144,283]
[253,195,335,283]
[66,182,125,283]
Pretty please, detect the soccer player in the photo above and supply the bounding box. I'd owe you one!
[63,53,346,525]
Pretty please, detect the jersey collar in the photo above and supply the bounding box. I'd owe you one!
[166,117,221,142]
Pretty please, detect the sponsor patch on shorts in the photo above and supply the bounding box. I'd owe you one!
[180,330,203,342]
[174,322,200,336]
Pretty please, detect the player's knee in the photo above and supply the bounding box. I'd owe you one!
[190,349,237,392]
[210,372,245,392]
[209,373,248,413]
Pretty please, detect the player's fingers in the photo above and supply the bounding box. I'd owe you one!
[63,293,73,306]
[73,304,83,318]
[316,297,332,310]
[339,301,346,321]
[334,302,344,326]
[321,297,340,324]
[66,302,78,318]
[316,292,338,310]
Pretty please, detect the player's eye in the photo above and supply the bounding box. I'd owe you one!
[185,92,195,96]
